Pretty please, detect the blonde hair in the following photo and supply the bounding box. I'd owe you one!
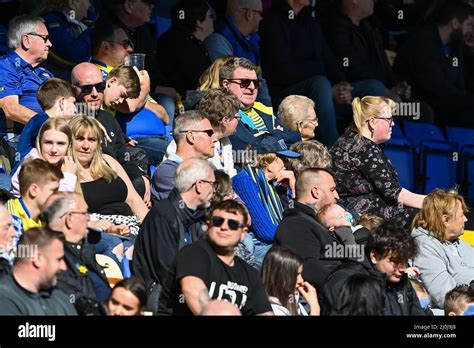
[277,95,315,133]
[198,55,234,91]
[352,96,396,135]
[412,189,469,242]
[286,140,332,176]
[69,115,116,182]
[256,153,278,168]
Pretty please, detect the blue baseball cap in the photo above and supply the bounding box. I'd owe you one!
[253,137,300,158]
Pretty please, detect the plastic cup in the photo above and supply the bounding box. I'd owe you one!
[128,53,145,70]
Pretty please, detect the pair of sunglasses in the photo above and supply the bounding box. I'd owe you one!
[211,216,246,231]
[77,81,106,95]
[226,78,262,89]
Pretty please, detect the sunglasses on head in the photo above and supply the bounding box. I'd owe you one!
[226,78,262,89]
[211,216,246,231]
[77,81,106,95]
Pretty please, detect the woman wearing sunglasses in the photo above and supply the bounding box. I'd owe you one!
[330,96,426,231]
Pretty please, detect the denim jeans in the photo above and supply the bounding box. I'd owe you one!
[153,93,176,142]
[90,231,133,273]
[135,135,170,166]
[241,233,272,268]
[0,172,11,191]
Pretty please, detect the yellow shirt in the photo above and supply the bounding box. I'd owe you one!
[6,198,43,237]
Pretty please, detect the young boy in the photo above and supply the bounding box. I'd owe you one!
[6,158,62,243]
[445,285,474,316]
[17,78,77,158]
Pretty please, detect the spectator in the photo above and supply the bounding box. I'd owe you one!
[0,15,53,139]
[259,0,385,146]
[330,274,384,316]
[166,88,240,178]
[322,222,424,316]
[330,96,425,231]
[220,57,300,152]
[393,0,474,128]
[70,115,149,236]
[201,299,242,315]
[286,140,332,177]
[444,285,474,316]
[277,95,318,141]
[261,245,320,315]
[157,0,214,96]
[11,117,76,197]
[71,62,151,201]
[7,158,61,239]
[0,204,15,278]
[42,192,110,315]
[157,200,273,316]
[17,78,76,159]
[133,158,215,313]
[90,19,171,161]
[108,277,147,316]
[204,0,272,105]
[356,214,384,232]
[323,0,434,124]
[151,110,217,201]
[232,138,300,263]
[411,189,473,309]
[0,227,77,315]
[38,0,93,73]
[274,168,349,290]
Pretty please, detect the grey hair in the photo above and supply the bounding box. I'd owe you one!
[42,193,78,227]
[172,110,208,144]
[278,95,316,133]
[8,15,44,50]
[174,158,213,193]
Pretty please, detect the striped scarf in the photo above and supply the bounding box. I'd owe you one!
[243,165,284,225]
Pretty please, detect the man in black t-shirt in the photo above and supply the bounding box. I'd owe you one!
[158,200,273,316]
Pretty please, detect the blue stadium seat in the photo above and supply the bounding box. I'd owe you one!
[116,108,166,139]
[383,136,416,192]
[0,25,9,55]
[391,122,404,138]
[446,126,474,202]
[403,121,458,194]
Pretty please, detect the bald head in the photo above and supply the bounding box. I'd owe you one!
[201,300,242,316]
[226,0,263,35]
[296,168,339,208]
[71,62,104,111]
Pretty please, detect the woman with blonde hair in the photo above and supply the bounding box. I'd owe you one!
[330,96,425,230]
[198,55,234,91]
[70,115,149,235]
[411,189,472,309]
[11,117,77,196]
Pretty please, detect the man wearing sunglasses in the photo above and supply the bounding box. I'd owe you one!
[220,57,300,153]
[0,15,53,142]
[157,200,273,316]
[133,158,215,313]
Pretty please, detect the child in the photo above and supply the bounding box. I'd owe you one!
[7,158,62,242]
[444,285,474,316]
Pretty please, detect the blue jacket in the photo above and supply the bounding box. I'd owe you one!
[42,10,92,66]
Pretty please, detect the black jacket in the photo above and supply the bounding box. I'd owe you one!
[157,26,212,96]
[274,201,345,290]
[0,257,11,279]
[324,11,397,87]
[260,2,345,96]
[393,23,467,100]
[56,240,110,316]
[322,257,425,316]
[132,189,206,294]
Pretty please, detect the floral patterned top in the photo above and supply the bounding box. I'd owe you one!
[330,130,417,229]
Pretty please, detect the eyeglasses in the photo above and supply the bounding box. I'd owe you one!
[211,216,246,231]
[242,7,263,16]
[200,179,216,189]
[373,117,394,125]
[179,129,214,137]
[306,117,318,125]
[76,81,106,95]
[109,39,134,50]
[226,78,262,89]
[60,211,90,219]
[26,32,50,43]
[233,112,242,120]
